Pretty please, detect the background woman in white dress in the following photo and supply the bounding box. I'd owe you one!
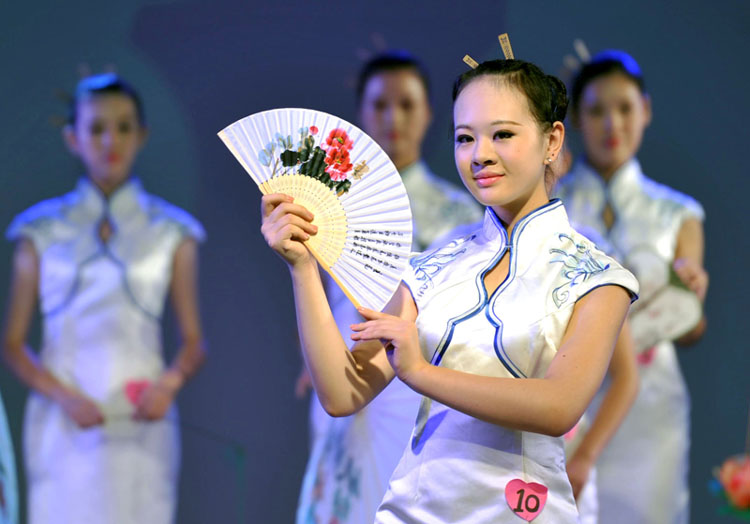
[555,49,708,524]
[2,73,206,523]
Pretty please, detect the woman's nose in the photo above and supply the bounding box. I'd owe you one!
[472,137,497,166]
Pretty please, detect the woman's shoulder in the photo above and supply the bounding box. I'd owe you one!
[5,189,78,242]
[404,227,483,302]
[638,173,705,221]
[141,192,206,242]
[546,226,640,308]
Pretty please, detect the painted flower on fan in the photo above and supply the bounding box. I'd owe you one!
[326,128,353,150]
[325,146,353,181]
[309,125,319,135]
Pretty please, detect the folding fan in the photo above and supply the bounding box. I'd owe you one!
[218,108,413,312]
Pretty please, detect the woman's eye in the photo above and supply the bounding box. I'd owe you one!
[118,122,133,133]
[90,123,104,135]
[455,134,473,144]
[494,131,513,140]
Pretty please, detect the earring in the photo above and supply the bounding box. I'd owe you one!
[545,157,553,164]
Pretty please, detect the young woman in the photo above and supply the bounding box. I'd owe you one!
[296,50,483,524]
[2,73,206,523]
[555,50,708,524]
[264,58,639,523]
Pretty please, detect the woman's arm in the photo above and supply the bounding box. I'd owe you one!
[262,193,399,416]
[353,284,632,437]
[2,239,104,427]
[566,318,639,498]
[673,217,708,344]
[135,238,207,420]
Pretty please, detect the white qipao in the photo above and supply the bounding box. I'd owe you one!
[376,200,638,524]
[297,161,483,524]
[555,158,704,524]
[6,178,204,524]
[0,391,18,524]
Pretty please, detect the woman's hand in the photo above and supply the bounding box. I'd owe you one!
[133,381,176,421]
[673,257,708,301]
[350,307,427,384]
[565,450,594,501]
[260,193,318,269]
[58,389,105,428]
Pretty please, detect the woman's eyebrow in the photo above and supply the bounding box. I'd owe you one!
[454,120,522,131]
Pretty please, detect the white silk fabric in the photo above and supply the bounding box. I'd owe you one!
[6,177,204,524]
[376,200,638,524]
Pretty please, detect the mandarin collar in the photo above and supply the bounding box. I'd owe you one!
[481,199,568,269]
[573,157,644,212]
[71,176,145,226]
[399,160,429,188]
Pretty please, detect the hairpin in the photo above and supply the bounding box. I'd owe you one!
[498,33,514,60]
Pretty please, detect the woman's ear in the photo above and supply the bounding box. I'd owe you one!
[546,121,566,162]
[62,125,79,155]
[137,126,150,150]
[642,93,653,128]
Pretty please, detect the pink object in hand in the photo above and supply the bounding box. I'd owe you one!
[505,478,548,521]
[125,380,152,406]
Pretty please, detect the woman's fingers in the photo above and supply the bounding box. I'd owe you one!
[355,307,388,320]
[261,193,293,218]
[673,258,709,301]
[261,194,314,222]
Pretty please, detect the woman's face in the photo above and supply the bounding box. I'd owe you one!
[453,77,561,221]
[576,72,651,176]
[64,93,146,193]
[358,69,431,168]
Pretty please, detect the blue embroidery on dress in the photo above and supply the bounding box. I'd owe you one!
[549,233,610,308]
[410,234,475,297]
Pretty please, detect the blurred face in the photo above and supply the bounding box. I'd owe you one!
[453,77,563,222]
[576,72,651,177]
[64,93,146,193]
[358,69,431,168]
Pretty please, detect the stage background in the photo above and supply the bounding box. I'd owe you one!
[1,1,747,522]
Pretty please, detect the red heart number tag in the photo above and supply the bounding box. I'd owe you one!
[124,380,152,406]
[505,478,548,521]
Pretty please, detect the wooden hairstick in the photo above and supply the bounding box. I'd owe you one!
[498,33,514,59]
[463,54,479,69]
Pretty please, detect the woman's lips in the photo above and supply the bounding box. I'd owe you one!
[605,137,620,148]
[106,153,121,164]
[474,172,505,187]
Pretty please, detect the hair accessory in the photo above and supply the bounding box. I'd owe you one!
[219,108,413,312]
[559,38,590,84]
[50,63,119,128]
[573,39,590,63]
[462,55,479,69]
[498,33,514,60]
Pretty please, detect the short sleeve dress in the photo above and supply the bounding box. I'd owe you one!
[6,177,204,524]
[375,200,639,524]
